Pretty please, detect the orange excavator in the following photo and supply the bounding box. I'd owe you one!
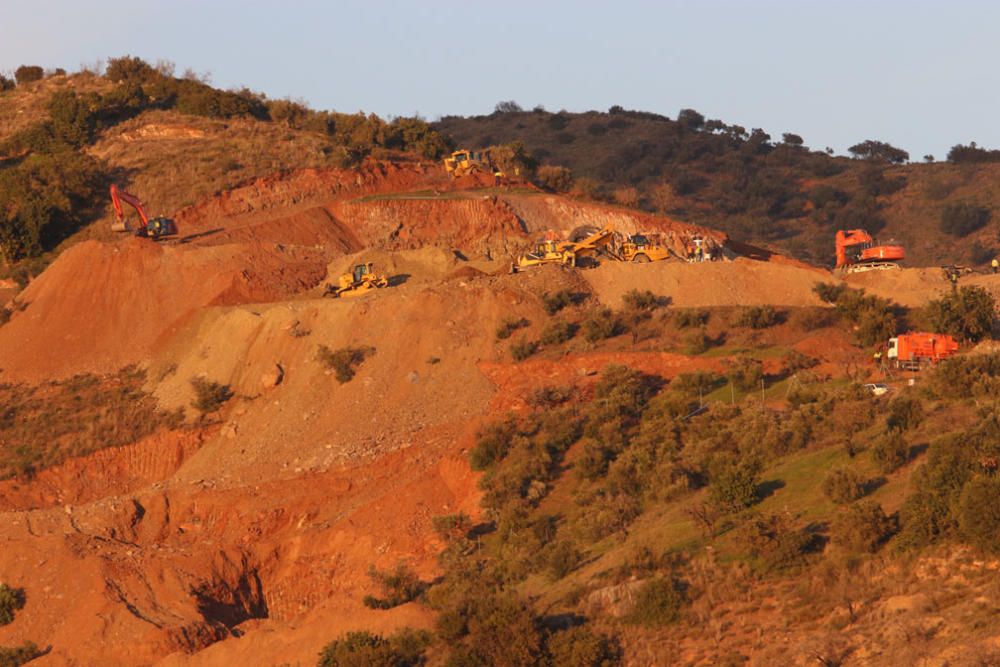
[835,229,904,273]
[109,185,177,240]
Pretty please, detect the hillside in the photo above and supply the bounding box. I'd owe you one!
[435,107,1000,269]
[1,60,1000,667]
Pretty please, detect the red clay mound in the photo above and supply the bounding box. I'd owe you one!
[0,238,330,381]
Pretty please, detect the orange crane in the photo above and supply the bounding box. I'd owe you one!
[109,185,177,240]
[835,229,904,273]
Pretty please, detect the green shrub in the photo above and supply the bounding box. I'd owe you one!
[736,305,780,329]
[317,345,375,383]
[671,371,725,398]
[0,75,14,92]
[317,629,429,667]
[582,308,623,342]
[433,513,473,542]
[673,308,708,328]
[510,338,539,361]
[871,430,910,473]
[831,500,896,553]
[496,317,530,340]
[726,356,764,391]
[813,282,847,305]
[189,378,234,414]
[0,585,24,626]
[536,165,574,192]
[545,540,582,580]
[105,55,157,83]
[13,65,43,85]
[887,396,924,432]
[0,642,43,667]
[708,457,761,513]
[924,285,996,343]
[542,290,582,315]
[469,418,519,470]
[621,289,662,312]
[625,577,686,626]
[940,202,991,237]
[546,626,622,667]
[682,329,712,354]
[821,468,866,504]
[957,476,1000,554]
[738,513,817,572]
[362,562,426,609]
[780,350,818,374]
[540,320,578,346]
[527,385,572,408]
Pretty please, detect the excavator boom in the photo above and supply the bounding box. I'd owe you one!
[110,184,150,226]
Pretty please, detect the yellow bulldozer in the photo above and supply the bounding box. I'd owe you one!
[324,262,389,298]
[619,233,673,263]
[443,149,505,179]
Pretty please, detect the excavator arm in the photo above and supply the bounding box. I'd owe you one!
[110,184,150,228]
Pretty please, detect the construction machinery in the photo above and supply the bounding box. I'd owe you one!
[443,149,505,179]
[885,332,958,370]
[835,229,904,273]
[323,262,389,298]
[513,225,685,272]
[110,185,177,240]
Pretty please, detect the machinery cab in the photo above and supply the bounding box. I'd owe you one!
[145,217,178,239]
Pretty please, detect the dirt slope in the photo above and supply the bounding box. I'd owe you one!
[847,266,1000,307]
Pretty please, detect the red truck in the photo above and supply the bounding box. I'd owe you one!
[886,332,958,370]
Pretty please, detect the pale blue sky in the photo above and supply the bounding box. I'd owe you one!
[2,1,997,160]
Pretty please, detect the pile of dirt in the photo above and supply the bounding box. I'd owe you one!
[847,266,1000,307]
[0,238,330,381]
[583,257,837,308]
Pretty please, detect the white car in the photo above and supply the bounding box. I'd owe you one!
[864,383,890,396]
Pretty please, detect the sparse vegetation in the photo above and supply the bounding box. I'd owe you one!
[540,320,577,346]
[362,562,427,609]
[0,642,43,667]
[822,468,866,504]
[831,500,896,553]
[510,338,540,361]
[924,285,996,343]
[939,202,990,237]
[542,290,582,315]
[496,316,529,340]
[317,629,429,667]
[0,585,25,625]
[625,576,687,626]
[672,308,709,328]
[736,305,780,329]
[317,345,375,383]
[582,308,624,342]
[190,377,234,415]
[0,367,183,479]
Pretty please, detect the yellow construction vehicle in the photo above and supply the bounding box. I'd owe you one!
[513,238,577,272]
[443,149,505,179]
[619,233,673,263]
[323,262,389,298]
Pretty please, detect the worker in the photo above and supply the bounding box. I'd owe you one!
[992,258,999,274]
[873,350,882,367]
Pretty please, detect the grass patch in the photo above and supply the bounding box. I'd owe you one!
[0,367,184,480]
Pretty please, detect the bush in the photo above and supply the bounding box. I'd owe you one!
[433,513,473,542]
[831,500,896,553]
[542,290,582,315]
[871,430,910,473]
[0,585,24,626]
[887,396,924,432]
[545,626,622,667]
[545,540,582,580]
[726,356,764,392]
[496,317,529,340]
[924,285,996,343]
[317,629,429,667]
[821,468,866,504]
[510,338,539,361]
[0,642,43,667]
[536,165,573,192]
[673,308,708,328]
[621,289,662,312]
[736,305,780,329]
[527,385,572,408]
[362,562,426,609]
[582,308,623,342]
[0,76,14,92]
[625,577,686,626]
[738,513,817,572]
[189,378,234,414]
[682,329,712,354]
[469,418,518,470]
[940,202,991,237]
[540,320,577,346]
[317,345,375,383]
[13,65,43,85]
[957,476,1000,554]
[708,457,761,513]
